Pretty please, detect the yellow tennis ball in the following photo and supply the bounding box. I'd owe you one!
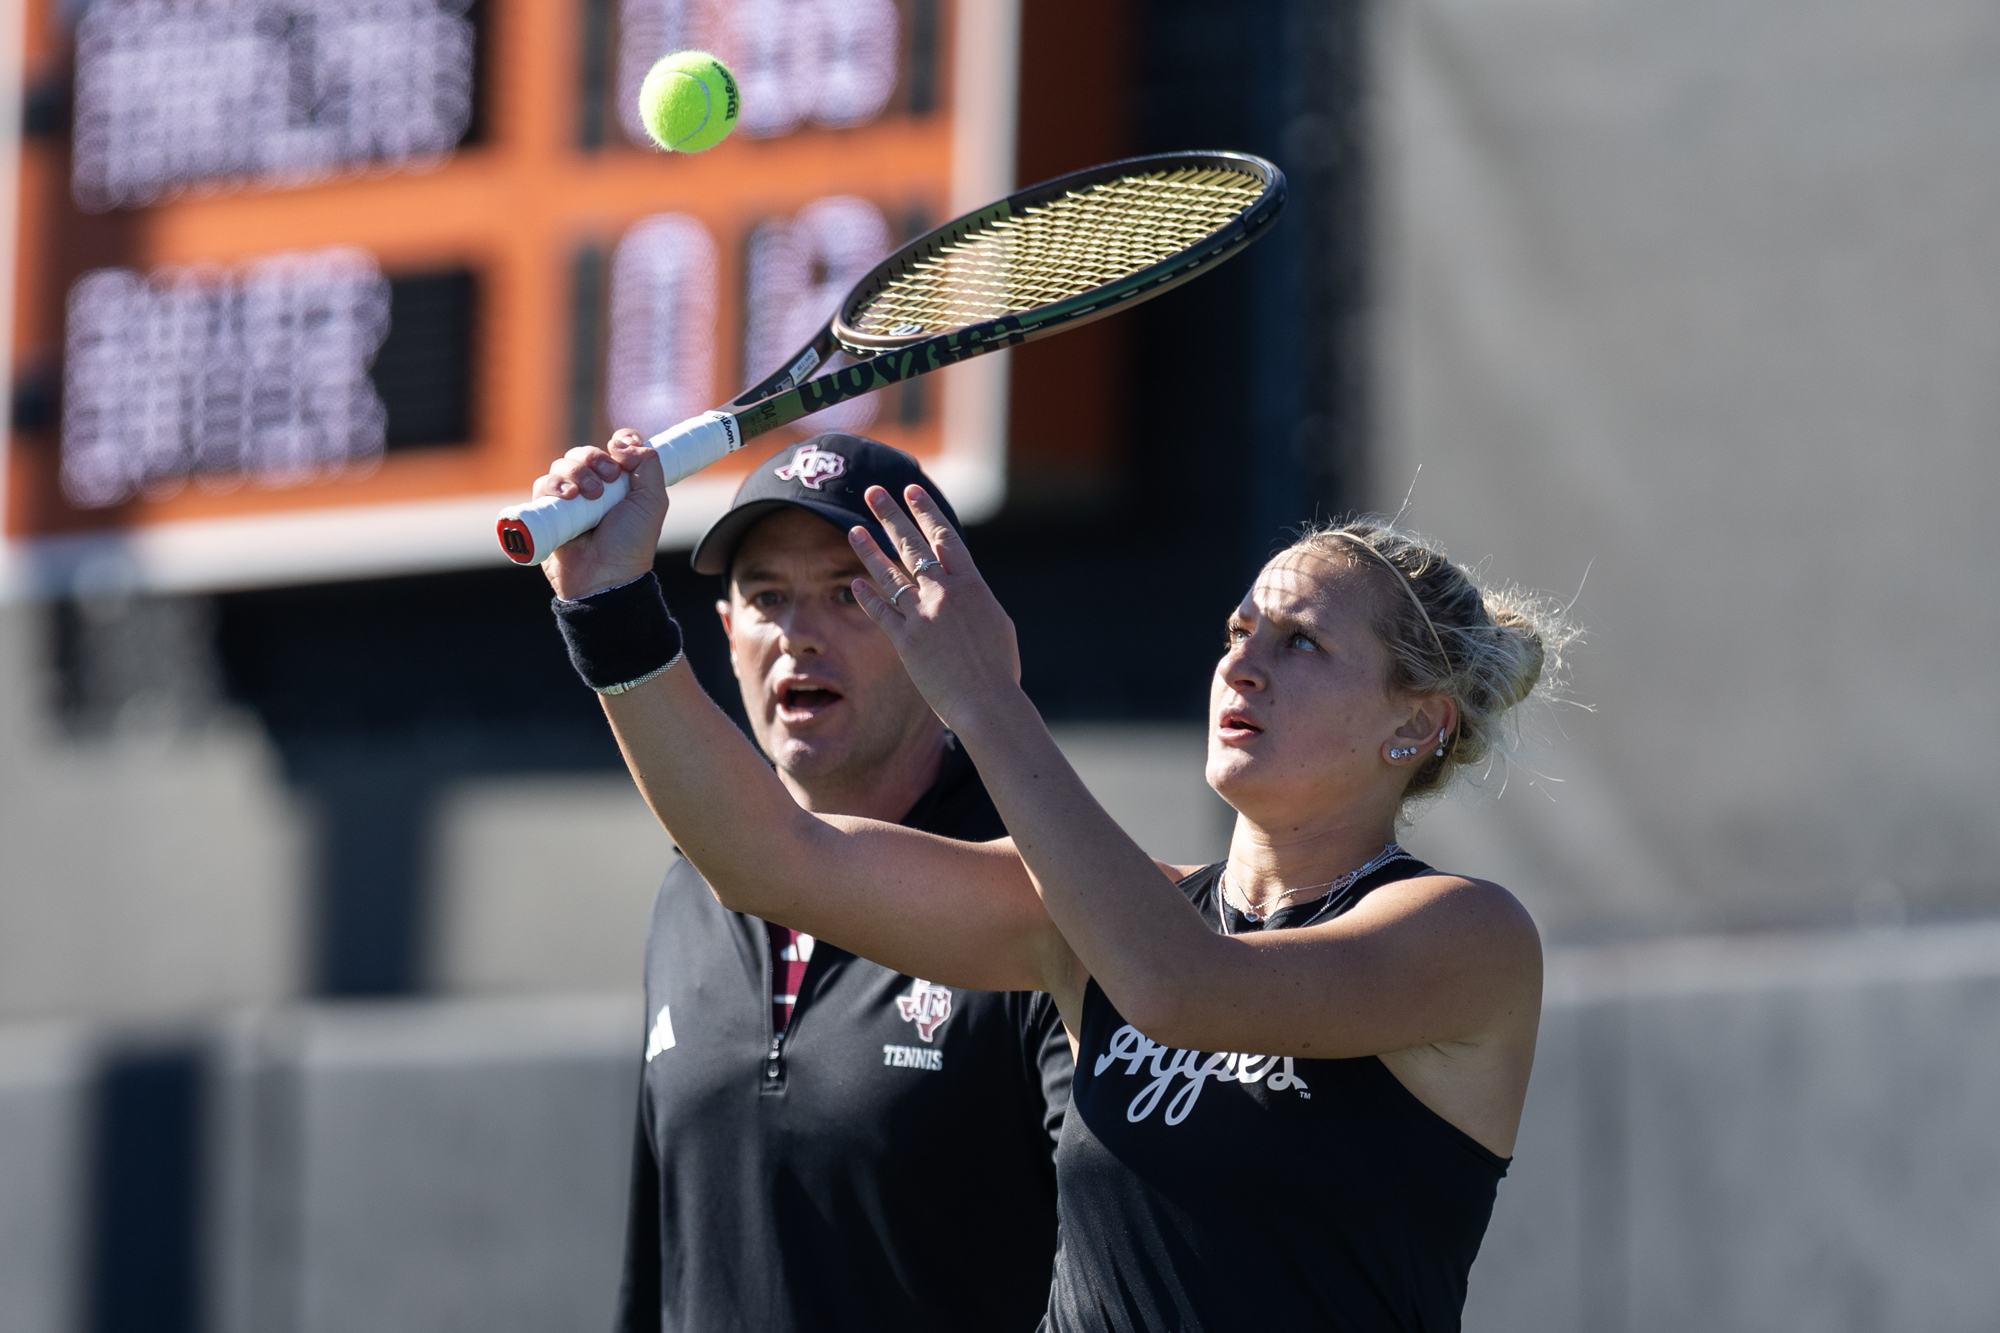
[638,51,740,152]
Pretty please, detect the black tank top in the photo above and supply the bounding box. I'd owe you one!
[1041,858,1509,1333]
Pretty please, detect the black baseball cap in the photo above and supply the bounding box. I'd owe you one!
[691,433,965,577]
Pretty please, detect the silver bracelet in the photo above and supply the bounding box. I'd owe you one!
[594,649,685,696]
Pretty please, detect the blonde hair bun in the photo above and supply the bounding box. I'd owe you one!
[1288,518,1580,803]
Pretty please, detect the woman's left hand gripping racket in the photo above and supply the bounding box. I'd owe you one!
[496,150,1286,564]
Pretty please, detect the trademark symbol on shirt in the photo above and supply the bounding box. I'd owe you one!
[645,1004,676,1061]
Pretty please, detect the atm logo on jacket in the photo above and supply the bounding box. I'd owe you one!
[895,979,954,1041]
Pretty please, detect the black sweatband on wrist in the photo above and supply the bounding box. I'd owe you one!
[552,572,685,695]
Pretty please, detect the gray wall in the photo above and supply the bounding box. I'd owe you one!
[0,999,642,1333]
[1467,919,2000,1332]
[1375,0,2000,941]
[0,1023,85,1333]
[0,600,307,1022]
[207,995,640,1333]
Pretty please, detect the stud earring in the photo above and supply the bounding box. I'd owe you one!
[1389,745,1416,760]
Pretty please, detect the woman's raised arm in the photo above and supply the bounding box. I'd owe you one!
[535,435,1070,996]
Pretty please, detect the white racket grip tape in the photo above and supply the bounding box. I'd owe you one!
[495,412,743,565]
[648,410,744,483]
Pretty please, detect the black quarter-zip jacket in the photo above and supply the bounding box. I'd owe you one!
[616,739,1074,1333]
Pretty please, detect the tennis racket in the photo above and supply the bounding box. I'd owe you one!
[496,150,1286,564]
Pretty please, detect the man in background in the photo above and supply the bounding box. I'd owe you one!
[614,434,1071,1333]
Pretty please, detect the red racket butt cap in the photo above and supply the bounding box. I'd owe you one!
[497,517,537,564]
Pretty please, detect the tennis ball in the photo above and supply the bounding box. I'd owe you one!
[638,51,740,153]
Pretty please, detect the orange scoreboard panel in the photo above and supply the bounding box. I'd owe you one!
[2,0,1017,593]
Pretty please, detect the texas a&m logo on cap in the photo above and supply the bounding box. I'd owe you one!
[895,978,954,1042]
[773,444,848,490]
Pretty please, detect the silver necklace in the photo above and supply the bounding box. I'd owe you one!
[1219,843,1410,932]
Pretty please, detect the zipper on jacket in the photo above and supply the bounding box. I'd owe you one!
[759,924,787,1093]
[762,1030,786,1092]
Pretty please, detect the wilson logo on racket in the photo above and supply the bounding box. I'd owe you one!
[895,978,954,1042]
[773,445,848,490]
[497,518,534,563]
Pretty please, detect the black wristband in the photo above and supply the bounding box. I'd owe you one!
[552,572,685,695]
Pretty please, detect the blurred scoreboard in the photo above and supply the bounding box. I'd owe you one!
[2,0,1017,593]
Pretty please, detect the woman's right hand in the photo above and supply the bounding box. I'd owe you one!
[846,483,1025,736]
[532,429,669,601]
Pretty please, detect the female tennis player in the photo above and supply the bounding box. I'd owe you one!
[537,435,1574,1331]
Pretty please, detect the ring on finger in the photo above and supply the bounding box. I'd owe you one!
[909,558,941,576]
[888,582,915,606]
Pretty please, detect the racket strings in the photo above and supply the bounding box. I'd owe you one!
[847,167,1264,336]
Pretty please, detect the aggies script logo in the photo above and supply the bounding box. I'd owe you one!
[896,979,954,1041]
[1094,1025,1311,1126]
[774,444,848,490]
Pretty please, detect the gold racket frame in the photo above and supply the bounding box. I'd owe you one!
[723,151,1283,442]
[836,151,1285,353]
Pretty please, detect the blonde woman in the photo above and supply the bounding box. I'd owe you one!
[536,434,1573,1332]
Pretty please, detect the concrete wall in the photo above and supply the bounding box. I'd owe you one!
[0,998,639,1333]
[207,995,639,1333]
[1049,724,1235,869]
[0,600,308,1023]
[429,778,670,995]
[0,1023,85,1333]
[1374,0,2000,941]
[1467,919,2000,1332]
